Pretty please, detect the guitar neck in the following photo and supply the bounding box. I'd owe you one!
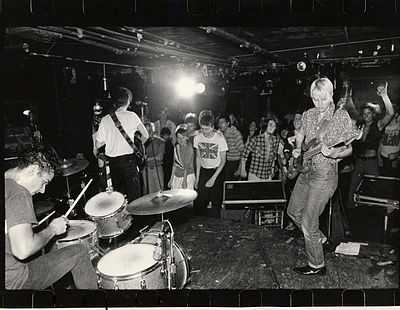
[303,132,360,162]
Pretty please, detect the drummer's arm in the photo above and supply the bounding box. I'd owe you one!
[8,222,58,260]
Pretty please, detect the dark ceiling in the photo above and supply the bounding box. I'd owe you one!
[5,26,400,72]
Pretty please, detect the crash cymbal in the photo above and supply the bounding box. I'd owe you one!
[127,189,198,215]
[57,158,89,177]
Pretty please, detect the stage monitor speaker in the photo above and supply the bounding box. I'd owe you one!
[223,180,286,208]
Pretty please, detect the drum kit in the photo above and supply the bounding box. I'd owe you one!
[52,159,197,290]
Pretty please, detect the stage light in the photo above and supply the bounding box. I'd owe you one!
[391,43,395,52]
[175,77,196,98]
[23,109,31,116]
[296,61,307,72]
[196,83,206,94]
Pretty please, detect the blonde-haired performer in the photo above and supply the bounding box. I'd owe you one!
[287,77,354,275]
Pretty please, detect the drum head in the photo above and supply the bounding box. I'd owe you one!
[58,220,96,241]
[85,191,125,217]
[97,244,157,277]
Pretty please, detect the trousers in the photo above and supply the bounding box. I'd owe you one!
[287,160,338,268]
[22,244,98,289]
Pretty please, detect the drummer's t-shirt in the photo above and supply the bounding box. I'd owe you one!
[5,178,38,289]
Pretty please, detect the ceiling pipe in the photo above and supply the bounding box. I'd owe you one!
[39,27,228,65]
[121,26,225,59]
[28,52,146,68]
[269,35,400,53]
[198,26,275,59]
[34,27,155,59]
[90,27,232,65]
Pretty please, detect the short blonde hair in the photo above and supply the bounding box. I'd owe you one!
[310,77,333,100]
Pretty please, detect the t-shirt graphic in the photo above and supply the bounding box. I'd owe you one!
[199,142,219,160]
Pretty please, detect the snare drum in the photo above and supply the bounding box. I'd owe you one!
[85,191,132,238]
[56,220,98,260]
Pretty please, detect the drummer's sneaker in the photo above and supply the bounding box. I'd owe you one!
[293,265,326,276]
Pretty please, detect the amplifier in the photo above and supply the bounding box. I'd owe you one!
[223,180,287,207]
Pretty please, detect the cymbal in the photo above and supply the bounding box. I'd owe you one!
[127,189,198,215]
[57,158,89,177]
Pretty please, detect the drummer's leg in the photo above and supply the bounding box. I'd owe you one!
[23,245,97,290]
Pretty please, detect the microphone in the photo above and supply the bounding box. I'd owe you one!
[153,241,163,261]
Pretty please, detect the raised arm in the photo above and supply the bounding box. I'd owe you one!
[377,82,394,131]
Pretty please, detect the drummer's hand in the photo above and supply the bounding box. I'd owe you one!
[205,176,215,188]
[49,217,68,235]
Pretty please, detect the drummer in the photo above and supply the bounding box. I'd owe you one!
[5,150,98,289]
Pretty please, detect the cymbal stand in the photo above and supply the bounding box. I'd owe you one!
[65,176,75,212]
[162,219,176,290]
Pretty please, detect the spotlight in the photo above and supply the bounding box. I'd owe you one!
[376,44,381,50]
[358,50,363,55]
[196,83,206,94]
[296,61,307,72]
[391,43,395,52]
[23,109,31,116]
[175,77,196,98]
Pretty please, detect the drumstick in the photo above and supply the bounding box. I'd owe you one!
[64,178,93,218]
[34,211,56,227]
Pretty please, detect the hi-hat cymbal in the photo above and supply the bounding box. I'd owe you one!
[57,158,89,177]
[127,189,198,215]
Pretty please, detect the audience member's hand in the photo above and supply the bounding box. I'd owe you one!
[205,177,215,188]
[49,217,68,235]
[377,81,388,97]
[240,167,247,179]
[378,156,383,167]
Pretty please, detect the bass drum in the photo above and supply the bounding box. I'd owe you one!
[133,222,191,289]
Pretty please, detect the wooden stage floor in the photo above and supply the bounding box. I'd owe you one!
[97,211,398,290]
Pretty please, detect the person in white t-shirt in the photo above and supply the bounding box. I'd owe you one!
[94,87,149,202]
[193,110,228,218]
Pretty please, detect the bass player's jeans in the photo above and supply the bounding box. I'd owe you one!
[287,160,338,268]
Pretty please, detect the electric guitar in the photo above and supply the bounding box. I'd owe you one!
[295,125,363,172]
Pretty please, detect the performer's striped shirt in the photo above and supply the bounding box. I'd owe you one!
[222,126,244,161]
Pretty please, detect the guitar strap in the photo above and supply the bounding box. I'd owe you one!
[109,112,139,155]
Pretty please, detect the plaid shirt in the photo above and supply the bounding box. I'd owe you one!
[242,133,280,179]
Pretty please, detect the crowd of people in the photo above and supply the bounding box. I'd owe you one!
[5,77,399,289]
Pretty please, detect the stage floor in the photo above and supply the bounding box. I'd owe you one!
[95,211,398,290]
